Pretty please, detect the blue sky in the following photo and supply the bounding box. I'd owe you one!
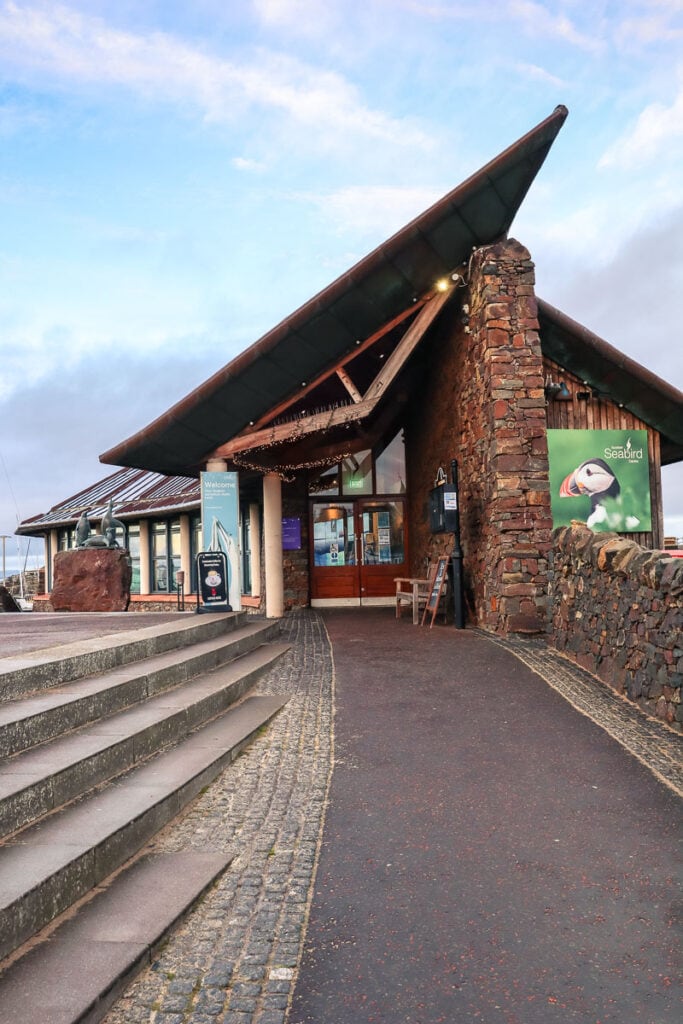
[1,0,682,574]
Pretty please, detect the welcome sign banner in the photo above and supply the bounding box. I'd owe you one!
[200,471,242,611]
[547,429,651,533]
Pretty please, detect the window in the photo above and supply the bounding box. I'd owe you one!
[307,430,406,498]
[375,431,406,494]
[190,514,202,593]
[127,525,140,594]
[151,519,181,593]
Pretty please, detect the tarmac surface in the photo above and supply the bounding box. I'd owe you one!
[2,608,681,1023]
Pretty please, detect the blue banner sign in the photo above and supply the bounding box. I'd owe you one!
[200,471,241,611]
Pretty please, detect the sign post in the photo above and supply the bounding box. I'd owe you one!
[450,459,465,629]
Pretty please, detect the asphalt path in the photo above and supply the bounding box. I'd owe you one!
[289,610,681,1024]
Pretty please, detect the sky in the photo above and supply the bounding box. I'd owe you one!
[1,0,682,576]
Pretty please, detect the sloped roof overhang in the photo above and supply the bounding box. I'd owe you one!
[539,300,683,465]
[101,106,569,478]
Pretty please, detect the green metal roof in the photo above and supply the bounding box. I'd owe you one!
[101,106,569,477]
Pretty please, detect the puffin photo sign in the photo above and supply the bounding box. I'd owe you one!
[547,429,652,533]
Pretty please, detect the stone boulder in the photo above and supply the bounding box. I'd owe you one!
[51,548,132,612]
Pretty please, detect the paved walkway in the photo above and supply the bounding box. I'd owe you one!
[87,608,683,1024]
[4,609,676,1021]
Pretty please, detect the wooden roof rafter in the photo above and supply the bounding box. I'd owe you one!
[239,296,431,436]
[210,288,452,462]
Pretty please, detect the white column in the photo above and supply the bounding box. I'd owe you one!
[139,520,151,594]
[263,473,284,618]
[206,458,228,472]
[249,502,261,598]
[49,529,59,591]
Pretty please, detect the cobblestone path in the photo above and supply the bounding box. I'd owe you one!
[103,609,334,1024]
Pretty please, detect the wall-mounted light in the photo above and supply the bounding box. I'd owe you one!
[544,379,572,401]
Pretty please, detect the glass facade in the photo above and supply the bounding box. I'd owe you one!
[308,430,406,498]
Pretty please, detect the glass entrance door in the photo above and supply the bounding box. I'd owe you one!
[311,502,358,600]
[310,499,407,603]
[358,499,407,599]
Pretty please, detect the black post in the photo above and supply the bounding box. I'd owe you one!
[450,459,465,629]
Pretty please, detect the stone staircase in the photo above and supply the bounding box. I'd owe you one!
[0,612,289,1024]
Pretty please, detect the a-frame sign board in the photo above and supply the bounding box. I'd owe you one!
[421,556,449,628]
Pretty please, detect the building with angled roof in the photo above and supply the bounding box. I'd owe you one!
[19,107,683,630]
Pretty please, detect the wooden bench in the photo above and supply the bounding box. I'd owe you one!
[395,561,439,625]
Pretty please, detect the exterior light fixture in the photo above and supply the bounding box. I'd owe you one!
[544,380,572,401]
[435,278,450,292]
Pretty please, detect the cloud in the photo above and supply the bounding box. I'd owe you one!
[537,205,683,391]
[301,183,444,238]
[508,0,604,53]
[0,1,431,148]
[232,155,267,173]
[599,73,683,168]
[513,61,567,88]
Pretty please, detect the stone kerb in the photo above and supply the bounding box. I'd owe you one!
[550,522,683,730]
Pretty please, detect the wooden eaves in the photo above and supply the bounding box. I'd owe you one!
[209,288,453,462]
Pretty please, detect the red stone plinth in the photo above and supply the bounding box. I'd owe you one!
[51,548,132,612]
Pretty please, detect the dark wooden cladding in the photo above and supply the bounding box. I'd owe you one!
[543,357,663,548]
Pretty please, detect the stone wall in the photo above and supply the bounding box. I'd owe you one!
[406,238,552,634]
[550,522,683,731]
[282,479,310,610]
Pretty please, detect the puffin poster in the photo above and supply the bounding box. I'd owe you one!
[547,429,652,532]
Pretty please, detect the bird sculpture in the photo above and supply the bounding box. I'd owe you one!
[100,499,127,548]
[75,511,92,547]
[559,458,622,528]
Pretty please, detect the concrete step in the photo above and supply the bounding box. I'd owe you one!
[0,618,281,758]
[0,611,248,703]
[0,692,287,962]
[0,641,290,838]
[0,849,235,1024]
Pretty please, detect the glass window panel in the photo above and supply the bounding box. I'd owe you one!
[341,451,372,495]
[375,431,407,494]
[312,503,355,566]
[152,522,167,556]
[127,525,140,595]
[308,464,340,496]
[361,502,405,565]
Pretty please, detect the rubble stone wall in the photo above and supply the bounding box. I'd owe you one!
[550,522,683,731]
[406,238,552,634]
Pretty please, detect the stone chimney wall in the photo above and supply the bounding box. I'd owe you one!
[406,237,552,634]
[550,522,683,731]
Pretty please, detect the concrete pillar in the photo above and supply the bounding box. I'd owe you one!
[139,520,151,594]
[206,458,228,472]
[249,502,261,598]
[263,473,284,618]
[49,529,59,591]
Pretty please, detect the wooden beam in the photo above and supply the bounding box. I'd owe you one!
[213,398,377,458]
[363,289,452,404]
[336,367,362,403]
[209,290,451,463]
[245,299,428,433]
